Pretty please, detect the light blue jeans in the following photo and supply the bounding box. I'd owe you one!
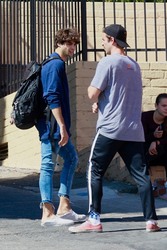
[39,138,78,205]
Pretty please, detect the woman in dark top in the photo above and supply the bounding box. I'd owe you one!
[141,93,167,176]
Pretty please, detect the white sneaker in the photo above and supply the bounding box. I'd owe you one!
[59,209,87,222]
[41,215,74,227]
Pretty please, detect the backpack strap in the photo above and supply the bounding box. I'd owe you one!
[42,55,64,66]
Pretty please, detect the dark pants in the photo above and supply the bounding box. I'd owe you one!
[87,132,158,221]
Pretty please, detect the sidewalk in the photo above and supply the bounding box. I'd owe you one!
[0,166,167,250]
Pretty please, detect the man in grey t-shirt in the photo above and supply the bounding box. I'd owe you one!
[69,24,160,233]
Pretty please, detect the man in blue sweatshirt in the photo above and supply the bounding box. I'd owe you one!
[36,28,86,227]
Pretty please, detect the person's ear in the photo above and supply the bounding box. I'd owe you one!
[110,37,115,43]
[57,43,62,47]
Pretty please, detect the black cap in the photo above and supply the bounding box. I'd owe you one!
[103,24,130,48]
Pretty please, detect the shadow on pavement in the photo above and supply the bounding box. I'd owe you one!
[0,172,87,189]
[0,172,87,220]
[0,170,166,222]
[101,215,167,223]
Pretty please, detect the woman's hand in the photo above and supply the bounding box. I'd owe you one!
[149,141,159,155]
[153,126,163,138]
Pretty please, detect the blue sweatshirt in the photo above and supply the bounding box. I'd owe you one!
[36,52,71,141]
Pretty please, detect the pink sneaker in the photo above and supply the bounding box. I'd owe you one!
[68,220,103,233]
[146,222,161,232]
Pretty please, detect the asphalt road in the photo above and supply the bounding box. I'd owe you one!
[0,167,167,250]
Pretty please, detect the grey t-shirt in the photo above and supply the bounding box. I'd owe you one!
[90,53,144,142]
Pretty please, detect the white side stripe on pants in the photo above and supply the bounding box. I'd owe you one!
[87,130,100,212]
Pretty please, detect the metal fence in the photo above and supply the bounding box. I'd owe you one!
[86,0,167,62]
[0,0,83,97]
[0,0,167,98]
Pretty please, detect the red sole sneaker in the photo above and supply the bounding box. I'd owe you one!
[146,224,161,232]
[68,220,103,233]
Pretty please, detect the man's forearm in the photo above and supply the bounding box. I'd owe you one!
[51,107,66,129]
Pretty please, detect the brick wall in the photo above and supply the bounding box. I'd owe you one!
[1,62,167,185]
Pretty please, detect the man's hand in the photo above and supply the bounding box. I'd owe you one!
[59,125,69,146]
[92,102,98,113]
[10,118,15,125]
[51,107,69,146]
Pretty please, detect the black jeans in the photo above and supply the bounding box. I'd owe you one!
[87,132,158,221]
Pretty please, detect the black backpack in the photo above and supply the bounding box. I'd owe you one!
[11,56,58,129]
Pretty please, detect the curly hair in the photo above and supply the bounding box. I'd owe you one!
[54,28,80,49]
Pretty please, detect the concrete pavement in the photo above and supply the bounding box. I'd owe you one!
[0,166,167,250]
